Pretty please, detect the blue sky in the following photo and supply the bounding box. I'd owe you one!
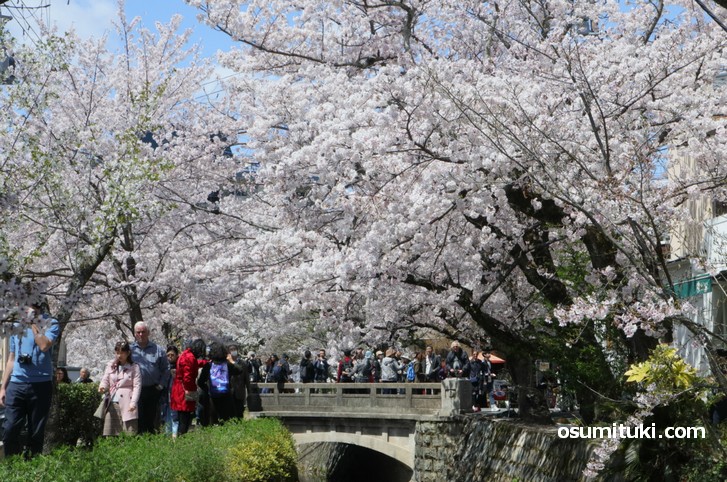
[3,0,234,57]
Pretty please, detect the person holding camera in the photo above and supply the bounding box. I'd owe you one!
[314,349,330,383]
[246,351,262,383]
[0,304,61,458]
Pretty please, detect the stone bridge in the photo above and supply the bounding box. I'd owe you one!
[250,380,472,480]
[250,381,596,482]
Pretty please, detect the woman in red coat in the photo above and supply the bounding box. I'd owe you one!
[170,339,206,435]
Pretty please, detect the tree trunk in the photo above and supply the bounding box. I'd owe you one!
[51,237,115,368]
[507,351,552,424]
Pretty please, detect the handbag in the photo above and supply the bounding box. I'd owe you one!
[93,395,110,419]
[184,390,200,402]
[95,374,121,419]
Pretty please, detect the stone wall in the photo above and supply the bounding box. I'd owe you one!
[414,419,467,481]
[415,417,598,482]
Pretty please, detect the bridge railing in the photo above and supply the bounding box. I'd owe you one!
[251,379,472,417]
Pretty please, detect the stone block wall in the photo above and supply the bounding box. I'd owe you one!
[414,419,467,482]
[415,417,598,482]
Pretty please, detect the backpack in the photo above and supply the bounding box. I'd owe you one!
[272,361,286,382]
[300,358,315,381]
[209,362,230,396]
[406,362,416,382]
[362,358,373,378]
[247,359,261,383]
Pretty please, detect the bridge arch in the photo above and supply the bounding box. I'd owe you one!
[293,432,415,469]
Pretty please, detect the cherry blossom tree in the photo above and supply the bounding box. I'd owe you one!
[0,7,241,369]
[186,0,727,423]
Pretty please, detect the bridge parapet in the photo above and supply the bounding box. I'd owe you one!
[253,379,472,418]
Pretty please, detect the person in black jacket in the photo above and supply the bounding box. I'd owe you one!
[299,350,315,383]
[469,351,484,411]
[423,346,441,382]
[227,343,250,418]
[445,341,470,378]
[197,342,244,424]
[314,349,330,383]
[246,351,262,383]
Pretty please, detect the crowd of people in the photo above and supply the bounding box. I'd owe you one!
[94,323,254,438]
[246,340,501,411]
[0,317,256,456]
[0,305,501,458]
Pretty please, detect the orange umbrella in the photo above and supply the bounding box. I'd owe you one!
[477,352,506,364]
[489,354,506,364]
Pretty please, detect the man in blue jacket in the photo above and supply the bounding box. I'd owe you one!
[131,321,170,434]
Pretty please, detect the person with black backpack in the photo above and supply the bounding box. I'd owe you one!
[271,353,291,393]
[197,342,244,424]
[299,350,315,383]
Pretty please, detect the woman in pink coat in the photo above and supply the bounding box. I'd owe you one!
[170,339,206,435]
[99,341,142,436]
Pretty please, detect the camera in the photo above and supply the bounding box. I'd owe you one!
[17,354,32,364]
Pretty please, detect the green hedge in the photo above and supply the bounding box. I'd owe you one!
[2,418,298,482]
[54,382,103,447]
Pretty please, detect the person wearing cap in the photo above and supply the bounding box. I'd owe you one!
[399,353,411,383]
[445,341,470,378]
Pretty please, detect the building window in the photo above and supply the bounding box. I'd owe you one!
[715,200,727,218]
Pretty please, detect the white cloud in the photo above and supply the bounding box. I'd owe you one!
[3,0,117,46]
[50,0,118,39]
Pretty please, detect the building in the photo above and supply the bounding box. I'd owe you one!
[667,72,727,372]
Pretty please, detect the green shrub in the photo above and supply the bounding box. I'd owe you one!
[0,418,298,482]
[225,430,298,482]
[55,382,103,447]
